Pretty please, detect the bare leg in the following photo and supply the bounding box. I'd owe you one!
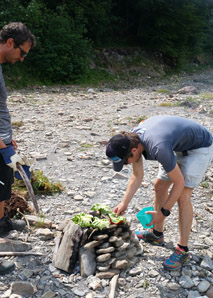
[0,201,4,219]
[177,187,193,247]
[154,178,172,232]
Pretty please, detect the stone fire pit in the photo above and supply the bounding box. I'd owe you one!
[53,207,143,279]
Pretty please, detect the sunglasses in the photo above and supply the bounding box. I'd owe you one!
[17,45,28,58]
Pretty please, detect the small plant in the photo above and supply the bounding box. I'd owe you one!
[80,143,93,148]
[200,181,209,188]
[136,115,148,123]
[13,170,63,195]
[159,102,173,107]
[157,89,169,93]
[200,92,213,100]
[12,121,23,128]
[141,280,150,289]
[31,170,64,194]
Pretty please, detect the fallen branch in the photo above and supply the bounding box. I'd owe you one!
[0,251,44,256]
[109,274,119,298]
[17,208,31,242]
[17,163,39,214]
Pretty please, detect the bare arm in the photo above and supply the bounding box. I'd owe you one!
[0,137,6,149]
[113,156,144,216]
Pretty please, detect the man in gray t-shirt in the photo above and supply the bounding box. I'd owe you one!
[0,22,35,275]
[106,115,213,271]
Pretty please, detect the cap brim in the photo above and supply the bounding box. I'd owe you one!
[112,159,125,172]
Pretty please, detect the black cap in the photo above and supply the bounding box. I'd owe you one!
[106,134,130,172]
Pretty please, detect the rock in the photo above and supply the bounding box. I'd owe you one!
[41,290,56,298]
[11,281,36,295]
[96,269,120,279]
[79,247,96,277]
[197,280,211,293]
[206,287,213,298]
[36,228,54,240]
[0,239,31,252]
[177,86,197,94]
[96,246,115,254]
[200,255,213,270]
[179,275,194,289]
[96,253,111,262]
[112,259,129,270]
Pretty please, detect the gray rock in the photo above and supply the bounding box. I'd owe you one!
[11,281,37,295]
[200,255,213,270]
[96,246,115,254]
[79,247,96,277]
[197,280,211,293]
[96,253,111,262]
[179,275,194,289]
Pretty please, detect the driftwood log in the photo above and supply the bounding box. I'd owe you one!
[53,221,83,273]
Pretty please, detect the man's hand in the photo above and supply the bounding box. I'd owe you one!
[146,210,165,227]
[0,145,25,171]
[113,202,128,217]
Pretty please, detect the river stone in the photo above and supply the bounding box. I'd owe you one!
[114,227,123,236]
[96,246,115,254]
[200,255,213,270]
[96,269,120,279]
[98,242,110,249]
[96,253,111,262]
[11,281,36,295]
[206,287,213,298]
[93,234,108,241]
[41,290,56,298]
[114,238,124,247]
[79,247,96,277]
[96,264,111,272]
[197,280,211,293]
[117,242,130,251]
[109,236,118,243]
[120,231,130,239]
[179,275,194,289]
[112,259,129,270]
[84,240,103,249]
[125,246,137,258]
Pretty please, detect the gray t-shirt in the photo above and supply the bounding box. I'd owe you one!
[0,65,12,144]
[132,115,212,173]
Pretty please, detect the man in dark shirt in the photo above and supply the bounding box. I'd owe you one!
[0,22,35,275]
[106,115,213,271]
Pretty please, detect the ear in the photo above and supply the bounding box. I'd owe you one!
[6,38,14,49]
[131,148,137,154]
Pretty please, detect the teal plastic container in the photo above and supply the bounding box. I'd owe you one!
[136,206,154,229]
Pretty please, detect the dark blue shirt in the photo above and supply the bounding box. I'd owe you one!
[132,115,212,173]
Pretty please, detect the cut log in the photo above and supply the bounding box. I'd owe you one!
[54,221,83,273]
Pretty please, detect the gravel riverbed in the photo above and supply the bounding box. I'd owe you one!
[0,68,213,298]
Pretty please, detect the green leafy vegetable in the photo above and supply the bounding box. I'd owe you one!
[91,204,111,214]
[91,217,110,230]
[72,213,93,227]
[109,212,126,224]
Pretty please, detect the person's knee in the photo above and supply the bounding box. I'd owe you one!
[154,179,168,193]
[178,189,193,208]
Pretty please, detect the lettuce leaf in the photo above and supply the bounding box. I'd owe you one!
[109,212,126,224]
[91,217,110,230]
[72,212,93,227]
[91,204,112,215]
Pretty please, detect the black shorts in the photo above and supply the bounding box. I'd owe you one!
[0,153,14,202]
